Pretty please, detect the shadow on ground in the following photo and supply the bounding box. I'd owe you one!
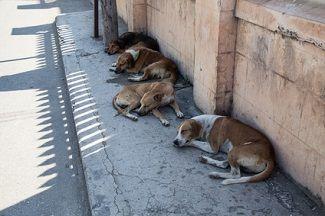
[0,0,91,215]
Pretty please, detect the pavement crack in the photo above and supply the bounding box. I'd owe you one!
[76,49,100,57]
[101,151,122,214]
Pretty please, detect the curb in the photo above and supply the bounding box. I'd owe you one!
[55,12,110,216]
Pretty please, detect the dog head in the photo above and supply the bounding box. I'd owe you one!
[106,40,121,55]
[173,119,202,147]
[137,92,164,116]
[115,49,139,73]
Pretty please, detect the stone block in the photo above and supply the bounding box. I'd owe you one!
[233,2,325,202]
[219,10,237,53]
[221,0,236,11]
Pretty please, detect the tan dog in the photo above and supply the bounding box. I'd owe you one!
[173,115,275,184]
[113,48,178,84]
[113,81,183,126]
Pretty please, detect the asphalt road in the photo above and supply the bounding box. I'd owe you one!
[0,1,92,215]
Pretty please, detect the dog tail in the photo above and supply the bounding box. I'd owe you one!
[165,71,178,84]
[112,94,123,116]
[248,160,275,183]
[222,160,275,185]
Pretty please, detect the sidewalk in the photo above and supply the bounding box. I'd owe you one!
[0,0,91,215]
[55,11,324,216]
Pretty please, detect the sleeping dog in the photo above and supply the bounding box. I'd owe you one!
[106,32,159,55]
[113,81,183,126]
[112,48,178,84]
[173,115,275,185]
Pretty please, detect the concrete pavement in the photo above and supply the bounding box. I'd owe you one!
[0,1,91,215]
[56,11,324,216]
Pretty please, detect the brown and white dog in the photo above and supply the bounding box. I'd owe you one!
[105,32,159,55]
[113,81,183,126]
[112,48,178,84]
[173,115,275,185]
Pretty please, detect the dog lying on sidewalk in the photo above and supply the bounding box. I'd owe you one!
[111,48,178,84]
[173,115,275,184]
[113,81,183,126]
[105,32,159,55]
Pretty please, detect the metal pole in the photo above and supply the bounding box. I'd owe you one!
[94,0,99,38]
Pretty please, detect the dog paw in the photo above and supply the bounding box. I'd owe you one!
[219,161,229,169]
[109,67,116,72]
[128,77,137,81]
[161,119,170,126]
[128,77,142,82]
[208,172,220,179]
[111,62,117,67]
[221,179,232,185]
[176,111,184,118]
[128,115,138,121]
[199,155,208,164]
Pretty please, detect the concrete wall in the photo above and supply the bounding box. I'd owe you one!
[147,0,237,114]
[116,0,146,32]
[116,0,128,23]
[194,0,237,114]
[147,0,196,82]
[233,0,325,203]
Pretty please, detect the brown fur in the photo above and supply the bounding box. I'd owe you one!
[208,117,275,182]
[106,32,159,55]
[113,81,183,125]
[176,117,275,183]
[178,119,202,141]
[115,47,178,84]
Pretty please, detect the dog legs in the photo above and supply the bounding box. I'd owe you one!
[209,166,241,180]
[120,100,140,121]
[128,70,149,82]
[199,155,229,168]
[151,108,169,126]
[128,62,163,82]
[189,140,214,154]
[169,100,184,118]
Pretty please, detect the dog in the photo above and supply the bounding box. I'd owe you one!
[113,81,183,126]
[105,32,159,55]
[112,48,178,84]
[173,115,275,185]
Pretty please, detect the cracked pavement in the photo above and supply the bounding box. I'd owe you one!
[56,11,324,216]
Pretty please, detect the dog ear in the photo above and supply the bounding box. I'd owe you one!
[116,39,124,48]
[153,93,164,102]
[190,120,202,138]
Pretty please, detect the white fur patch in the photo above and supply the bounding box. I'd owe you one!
[191,115,224,140]
[220,139,233,153]
[175,124,187,144]
[222,177,251,185]
[238,157,266,173]
[125,49,139,61]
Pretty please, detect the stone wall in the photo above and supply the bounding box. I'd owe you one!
[147,0,196,82]
[116,0,146,32]
[116,0,127,23]
[233,0,325,203]
[194,0,237,114]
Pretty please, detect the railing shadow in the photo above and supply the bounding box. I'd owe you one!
[55,19,116,160]
[0,1,91,214]
[17,0,91,14]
